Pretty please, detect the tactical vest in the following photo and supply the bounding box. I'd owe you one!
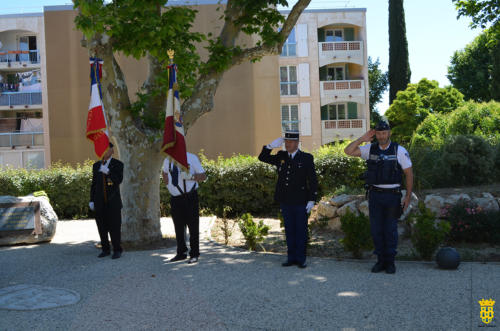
[364,142,403,185]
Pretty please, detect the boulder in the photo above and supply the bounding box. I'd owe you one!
[327,217,341,231]
[358,200,369,217]
[317,201,338,218]
[329,194,356,207]
[0,195,58,246]
[337,201,359,217]
[444,194,471,206]
[482,192,494,199]
[472,197,500,212]
[400,192,419,220]
[424,195,444,216]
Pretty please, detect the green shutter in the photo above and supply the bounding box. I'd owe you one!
[321,105,328,120]
[344,28,354,41]
[317,28,325,42]
[319,66,327,81]
[345,64,349,80]
[347,102,357,119]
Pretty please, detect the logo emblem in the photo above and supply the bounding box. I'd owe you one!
[479,298,495,324]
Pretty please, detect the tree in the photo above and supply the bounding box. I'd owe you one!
[73,0,311,245]
[368,56,388,125]
[385,78,464,144]
[447,29,499,102]
[388,0,411,104]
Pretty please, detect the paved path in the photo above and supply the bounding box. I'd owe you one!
[0,219,499,330]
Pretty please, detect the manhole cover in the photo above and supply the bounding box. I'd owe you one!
[0,284,80,310]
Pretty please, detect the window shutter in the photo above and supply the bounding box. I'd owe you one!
[317,28,325,42]
[298,63,310,97]
[296,24,308,57]
[321,105,328,120]
[345,64,349,80]
[344,28,355,41]
[319,66,327,81]
[348,102,357,119]
[300,103,312,136]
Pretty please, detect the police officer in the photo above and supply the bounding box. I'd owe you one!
[89,142,124,259]
[259,131,318,268]
[344,121,413,274]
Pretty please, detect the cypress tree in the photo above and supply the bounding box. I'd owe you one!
[388,0,411,104]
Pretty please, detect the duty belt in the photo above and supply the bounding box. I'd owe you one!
[366,185,401,194]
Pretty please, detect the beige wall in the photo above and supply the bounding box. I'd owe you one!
[43,5,280,165]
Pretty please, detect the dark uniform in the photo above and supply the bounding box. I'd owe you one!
[90,157,124,258]
[258,144,318,266]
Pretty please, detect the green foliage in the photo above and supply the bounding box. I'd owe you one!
[238,213,270,251]
[447,29,500,102]
[218,206,235,245]
[388,0,411,104]
[386,78,464,144]
[453,0,500,29]
[339,210,373,258]
[410,202,450,260]
[444,200,500,244]
[368,56,389,116]
[33,190,49,201]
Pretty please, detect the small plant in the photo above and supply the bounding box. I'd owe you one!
[238,213,270,251]
[410,202,451,260]
[339,210,373,258]
[218,206,235,245]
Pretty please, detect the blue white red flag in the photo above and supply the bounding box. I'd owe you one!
[161,63,189,171]
[86,58,110,159]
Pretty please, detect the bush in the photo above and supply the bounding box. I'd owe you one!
[238,213,270,251]
[410,202,450,260]
[339,210,373,258]
[445,200,500,245]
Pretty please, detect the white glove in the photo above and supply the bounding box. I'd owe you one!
[306,201,315,213]
[99,164,110,175]
[89,202,95,211]
[267,137,284,149]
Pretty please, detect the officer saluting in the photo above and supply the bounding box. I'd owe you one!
[259,131,318,268]
[344,121,413,274]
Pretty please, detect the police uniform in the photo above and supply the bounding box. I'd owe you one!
[359,130,412,272]
[258,132,318,267]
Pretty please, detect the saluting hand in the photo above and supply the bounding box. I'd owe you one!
[360,129,375,143]
[267,137,284,149]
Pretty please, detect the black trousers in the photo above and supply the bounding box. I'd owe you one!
[95,207,122,253]
[170,190,199,257]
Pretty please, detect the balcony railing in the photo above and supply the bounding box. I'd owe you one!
[0,50,40,64]
[0,92,42,106]
[0,132,44,147]
[320,80,365,105]
[319,41,364,66]
[322,119,364,130]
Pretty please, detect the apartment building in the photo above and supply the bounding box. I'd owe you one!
[0,3,368,168]
[279,8,369,150]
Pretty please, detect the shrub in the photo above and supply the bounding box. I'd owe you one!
[238,213,270,251]
[410,202,450,260]
[446,200,500,245]
[339,210,373,258]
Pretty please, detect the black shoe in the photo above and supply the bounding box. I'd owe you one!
[98,251,110,258]
[282,261,294,267]
[111,251,122,259]
[188,257,198,264]
[385,263,396,274]
[298,262,307,269]
[170,254,187,262]
[371,261,386,273]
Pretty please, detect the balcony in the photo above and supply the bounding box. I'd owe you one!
[0,131,44,148]
[0,50,40,71]
[320,80,365,106]
[0,92,42,110]
[319,41,364,67]
[321,119,366,144]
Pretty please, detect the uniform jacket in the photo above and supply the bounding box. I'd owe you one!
[90,158,124,212]
[258,146,318,205]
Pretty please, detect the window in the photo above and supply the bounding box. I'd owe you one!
[281,27,296,57]
[281,105,299,132]
[321,104,346,120]
[325,29,343,42]
[327,67,344,81]
[280,66,297,96]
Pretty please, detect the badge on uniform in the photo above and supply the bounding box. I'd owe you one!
[106,178,113,186]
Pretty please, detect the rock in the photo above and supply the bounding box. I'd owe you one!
[329,194,357,207]
[317,201,337,218]
[327,217,341,231]
[337,201,359,217]
[0,195,58,246]
[358,200,369,217]
[482,192,494,199]
[444,194,471,206]
[424,195,444,217]
[400,192,419,220]
[472,197,500,212]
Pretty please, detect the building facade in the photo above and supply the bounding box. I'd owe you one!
[0,3,368,168]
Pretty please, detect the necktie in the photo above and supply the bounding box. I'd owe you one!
[171,164,179,186]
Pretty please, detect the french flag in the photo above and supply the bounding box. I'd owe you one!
[86,58,110,159]
[161,63,189,171]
